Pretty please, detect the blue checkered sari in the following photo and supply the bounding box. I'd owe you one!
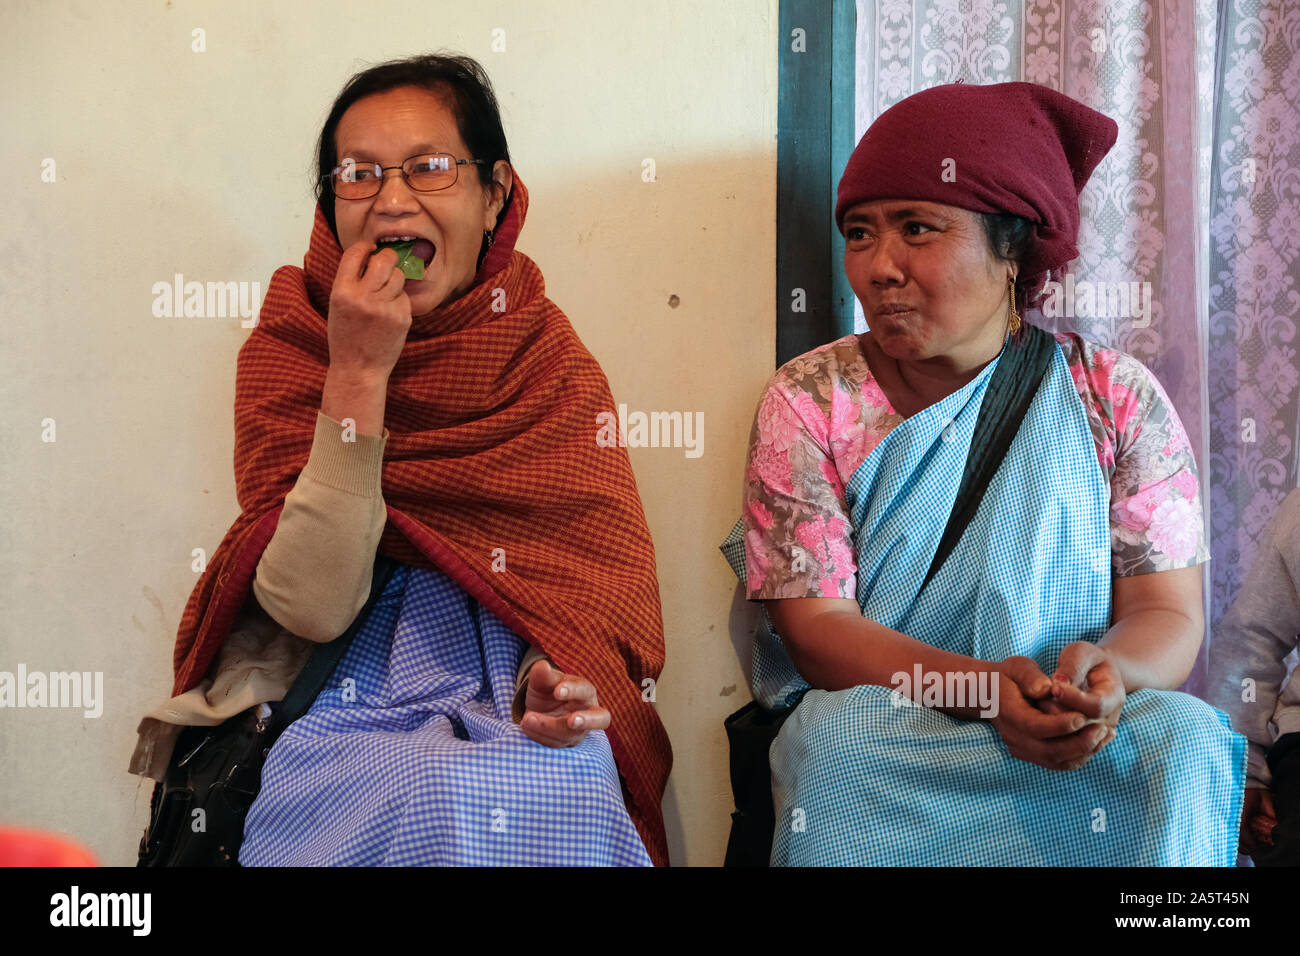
[724,338,1246,865]
[238,564,651,866]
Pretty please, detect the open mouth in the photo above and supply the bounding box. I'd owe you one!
[374,237,436,280]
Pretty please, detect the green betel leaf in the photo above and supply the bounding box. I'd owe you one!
[375,240,425,281]
[395,245,424,281]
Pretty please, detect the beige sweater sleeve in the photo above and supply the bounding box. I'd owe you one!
[251,410,389,643]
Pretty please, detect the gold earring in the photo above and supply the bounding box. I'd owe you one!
[1007,275,1021,335]
[484,228,495,249]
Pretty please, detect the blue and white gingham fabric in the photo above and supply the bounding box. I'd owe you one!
[238,563,652,866]
[720,521,812,712]
[729,338,1247,865]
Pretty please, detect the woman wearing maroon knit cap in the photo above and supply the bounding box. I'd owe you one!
[722,82,1245,865]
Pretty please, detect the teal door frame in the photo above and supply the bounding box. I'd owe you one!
[777,0,857,366]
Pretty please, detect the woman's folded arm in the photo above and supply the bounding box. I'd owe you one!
[1099,564,1204,693]
[766,596,1000,721]
[251,409,388,643]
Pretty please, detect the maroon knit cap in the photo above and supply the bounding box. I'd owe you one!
[835,82,1118,279]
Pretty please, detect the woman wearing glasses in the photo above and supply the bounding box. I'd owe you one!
[129,53,671,865]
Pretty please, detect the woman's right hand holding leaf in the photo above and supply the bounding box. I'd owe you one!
[327,241,412,378]
[320,242,413,436]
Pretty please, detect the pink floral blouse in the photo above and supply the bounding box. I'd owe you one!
[743,331,1210,600]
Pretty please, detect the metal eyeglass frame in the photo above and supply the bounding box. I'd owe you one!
[323,152,489,198]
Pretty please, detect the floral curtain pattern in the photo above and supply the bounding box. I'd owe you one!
[850,0,1300,694]
[1207,1,1300,624]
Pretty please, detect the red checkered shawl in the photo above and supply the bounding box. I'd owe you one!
[169,175,673,865]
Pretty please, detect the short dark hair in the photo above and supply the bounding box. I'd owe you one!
[979,211,1038,315]
[313,52,511,241]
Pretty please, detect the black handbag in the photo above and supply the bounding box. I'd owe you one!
[137,554,398,867]
[722,691,808,866]
[721,324,1057,866]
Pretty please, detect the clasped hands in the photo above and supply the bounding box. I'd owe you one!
[517,660,611,748]
[990,642,1126,772]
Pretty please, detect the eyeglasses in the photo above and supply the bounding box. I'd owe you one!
[324,152,488,200]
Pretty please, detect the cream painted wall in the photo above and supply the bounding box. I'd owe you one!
[0,0,775,865]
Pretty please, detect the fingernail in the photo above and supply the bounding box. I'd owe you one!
[1072,718,1084,731]
[556,687,568,699]
[571,715,584,729]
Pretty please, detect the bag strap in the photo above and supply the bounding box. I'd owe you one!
[273,553,399,730]
[921,324,1056,591]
